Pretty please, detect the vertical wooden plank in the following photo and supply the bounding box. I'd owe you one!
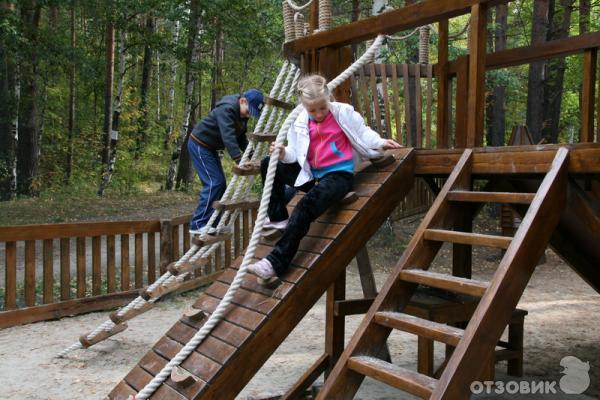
[455,56,469,148]
[350,74,362,114]
[135,233,143,288]
[369,63,383,135]
[359,67,373,129]
[379,64,392,138]
[581,48,597,143]
[121,234,130,291]
[414,64,423,147]
[325,270,346,377]
[147,232,156,284]
[172,225,180,261]
[234,215,241,258]
[309,0,318,34]
[426,64,433,148]
[76,237,86,298]
[251,208,258,232]
[402,64,413,146]
[92,236,101,296]
[391,65,402,143]
[436,19,450,149]
[215,244,222,271]
[107,235,116,293]
[159,219,172,274]
[43,239,53,304]
[466,3,488,148]
[60,238,71,300]
[4,242,17,310]
[24,240,36,307]
[243,210,250,250]
[183,222,190,252]
[224,238,232,269]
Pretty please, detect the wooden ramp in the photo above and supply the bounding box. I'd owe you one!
[316,148,569,400]
[108,148,416,400]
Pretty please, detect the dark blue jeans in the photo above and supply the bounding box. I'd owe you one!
[188,139,226,231]
[260,157,353,277]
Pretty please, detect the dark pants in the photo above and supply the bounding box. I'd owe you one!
[188,139,226,231]
[260,157,353,277]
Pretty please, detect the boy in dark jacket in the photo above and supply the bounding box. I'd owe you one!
[188,89,264,235]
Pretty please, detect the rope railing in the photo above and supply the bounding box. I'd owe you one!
[132,34,385,400]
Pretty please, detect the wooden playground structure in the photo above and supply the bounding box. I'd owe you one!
[105,1,599,399]
[1,0,598,399]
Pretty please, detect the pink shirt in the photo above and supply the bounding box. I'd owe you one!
[307,112,353,173]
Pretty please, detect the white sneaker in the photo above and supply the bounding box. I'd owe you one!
[248,259,276,280]
[264,218,288,230]
[189,228,203,236]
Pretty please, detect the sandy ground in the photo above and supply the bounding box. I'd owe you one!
[0,217,599,399]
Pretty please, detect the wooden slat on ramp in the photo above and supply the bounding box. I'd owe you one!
[108,148,415,400]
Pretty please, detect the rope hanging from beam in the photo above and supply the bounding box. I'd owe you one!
[286,0,313,11]
[319,0,332,31]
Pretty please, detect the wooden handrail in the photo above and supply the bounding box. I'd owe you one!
[0,220,161,242]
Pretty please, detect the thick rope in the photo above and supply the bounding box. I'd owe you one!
[419,25,430,64]
[283,1,296,42]
[133,35,385,400]
[294,12,305,38]
[56,63,293,359]
[318,0,332,31]
[286,0,313,11]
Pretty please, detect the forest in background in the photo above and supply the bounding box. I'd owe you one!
[0,0,598,204]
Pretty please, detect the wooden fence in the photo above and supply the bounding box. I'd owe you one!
[0,208,257,328]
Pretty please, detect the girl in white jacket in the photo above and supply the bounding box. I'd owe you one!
[248,74,401,282]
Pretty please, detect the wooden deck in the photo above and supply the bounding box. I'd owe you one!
[107,148,416,400]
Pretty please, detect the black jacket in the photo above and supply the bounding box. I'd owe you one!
[190,94,249,161]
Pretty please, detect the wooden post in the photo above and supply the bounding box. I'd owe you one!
[325,269,346,377]
[160,219,173,274]
[466,4,488,148]
[455,56,469,148]
[318,46,353,103]
[453,207,473,279]
[581,48,597,142]
[436,19,450,149]
[310,0,319,34]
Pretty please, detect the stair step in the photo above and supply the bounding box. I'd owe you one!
[348,356,436,399]
[399,269,489,297]
[374,311,463,346]
[424,229,513,249]
[448,190,536,204]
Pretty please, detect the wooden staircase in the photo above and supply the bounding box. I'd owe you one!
[317,147,570,400]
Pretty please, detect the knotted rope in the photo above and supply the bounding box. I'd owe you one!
[57,62,296,359]
[133,34,385,400]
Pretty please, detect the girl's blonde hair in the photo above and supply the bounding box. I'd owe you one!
[297,74,333,102]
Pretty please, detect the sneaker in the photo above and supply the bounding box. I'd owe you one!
[189,228,203,236]
[264,218,288,230]
[248,258,276,280]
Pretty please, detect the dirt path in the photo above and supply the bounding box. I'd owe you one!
[0,246,598,399]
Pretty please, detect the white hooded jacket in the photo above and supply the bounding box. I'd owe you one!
[282,101,386,187]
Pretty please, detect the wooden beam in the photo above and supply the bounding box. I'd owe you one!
[466,3,488,148]
[413,144,600,175]
[448,31,600,74]
[325,270,346,377]
[454,56,469,148]
[581,49,597,143]
[284,0,510,57]
[436,19,450,149]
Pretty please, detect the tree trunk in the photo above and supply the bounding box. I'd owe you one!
[17,1,41,196]
[98,26,126,196]
[486,4,507,147]
[101,21,115,166]
[65,1,76,184]
[164,20,180,149]
[136,15,155,156]
[165,0,201,191]
[541,0,574,143]
[210,17,224,110]
[0,2,19,200]
[526,0,549,142]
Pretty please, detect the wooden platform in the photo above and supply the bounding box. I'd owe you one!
[107,148,416,400]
